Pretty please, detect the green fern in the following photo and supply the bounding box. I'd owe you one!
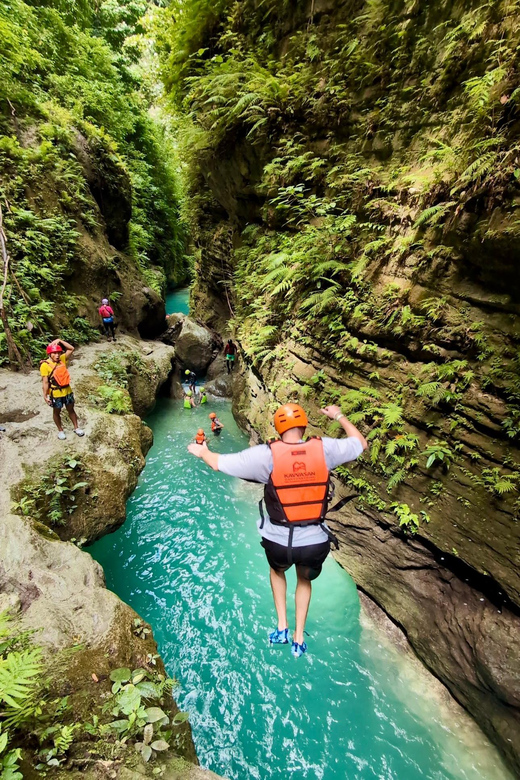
[414,201,456,228]
[0,648,43,726]
[377,402,404,428]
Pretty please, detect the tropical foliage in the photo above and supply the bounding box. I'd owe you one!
[156,0,520,529]
[0,0,186,364]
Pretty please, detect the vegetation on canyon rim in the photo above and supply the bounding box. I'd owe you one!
[0,609,187,776]
[152,0,520,526]
[0,0,186,365]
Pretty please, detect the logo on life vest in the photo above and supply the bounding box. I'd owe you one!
[293,461,306,472]
[291,450,306,455]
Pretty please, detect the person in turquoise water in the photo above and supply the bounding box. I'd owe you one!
[199,386,208,405]
[183,390,195,409]
[188,402,367,658]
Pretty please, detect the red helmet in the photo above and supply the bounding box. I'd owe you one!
[274,403,308,434]
[46,341,63,355]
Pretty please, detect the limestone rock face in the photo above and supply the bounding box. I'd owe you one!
[205,353,227,380]
[231,359,520,775]
[0,336,207,774]
[172,318,220,374]
[1,337,174,544]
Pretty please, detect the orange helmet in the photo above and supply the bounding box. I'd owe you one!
[197,428,204,435]
[209,412,217,419]
[274,403,308,434]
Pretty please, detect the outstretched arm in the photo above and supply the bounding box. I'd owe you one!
[321,405,368,450]
[187,441,220,470]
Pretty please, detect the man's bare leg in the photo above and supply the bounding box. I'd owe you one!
[269,567,288,630]
[66,403,79,429]
[294,569,312,645]
[52,407,63,432]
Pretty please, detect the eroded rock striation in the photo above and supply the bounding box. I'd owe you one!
[165,0,520,772]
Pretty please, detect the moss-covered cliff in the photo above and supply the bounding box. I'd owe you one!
[0,0,189,364]
[156,0,520,773]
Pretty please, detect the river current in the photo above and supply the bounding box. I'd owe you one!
[90,393,512,780]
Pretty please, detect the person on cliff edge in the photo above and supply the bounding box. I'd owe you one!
[187,402,367,657]
[40,339,85,440]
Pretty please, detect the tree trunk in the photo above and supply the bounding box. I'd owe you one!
[0,204,28,371]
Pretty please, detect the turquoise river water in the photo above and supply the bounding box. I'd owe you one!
[165,286,190,315]
[89,397,513,780]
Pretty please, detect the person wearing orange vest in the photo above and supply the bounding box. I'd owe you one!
[40,340,85,440]
[208,411,224,436]
[187,402,367,657]
[194,428,207,445]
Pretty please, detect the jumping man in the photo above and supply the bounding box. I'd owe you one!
[187,402,367,657]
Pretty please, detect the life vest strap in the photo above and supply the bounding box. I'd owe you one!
[327,494,360,514]
[287,526,294,566]
[259,499,265,529]
[271,480,329,490]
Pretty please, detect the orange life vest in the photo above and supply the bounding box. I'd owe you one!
[211,420,219,431]
[195,432,206,444]
[264,437,330,526]
[44,359,71,392]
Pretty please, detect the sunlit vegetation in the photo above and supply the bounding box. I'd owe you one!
[0,0,186,364]
[157,0,520,530]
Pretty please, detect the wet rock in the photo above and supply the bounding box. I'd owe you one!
[330,498,520,775]
[173,318,219,373]
[206,352,227,380]
[163,313,186,346]
[0,336,205,776]
[205,372,234,398]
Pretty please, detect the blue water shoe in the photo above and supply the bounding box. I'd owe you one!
[269,627,289,644]
[291,640,307,658]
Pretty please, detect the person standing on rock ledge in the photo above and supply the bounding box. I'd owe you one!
[40,340,85,440]
[224,339,237,374]
[187,403,367,658]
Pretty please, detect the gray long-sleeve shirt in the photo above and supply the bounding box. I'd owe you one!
[218,437,363,547]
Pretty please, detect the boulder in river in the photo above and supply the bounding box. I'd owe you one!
[206,352,227,380]
[173,317,219,373]
[205,373,234,398]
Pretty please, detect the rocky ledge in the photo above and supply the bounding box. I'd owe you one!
[0,335,225,779]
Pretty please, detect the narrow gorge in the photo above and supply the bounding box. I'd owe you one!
[1,0,520,778]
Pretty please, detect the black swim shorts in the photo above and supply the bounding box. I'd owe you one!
[261,538,330,581]
[51,392,75,410]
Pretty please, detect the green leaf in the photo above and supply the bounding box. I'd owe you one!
[109,719,130,733]
[71,482,88,491]
[109,668,131,683]
[146,707,167,723]
[136,681,159,699]
[117,686,141,715]
[172,711,190,724]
